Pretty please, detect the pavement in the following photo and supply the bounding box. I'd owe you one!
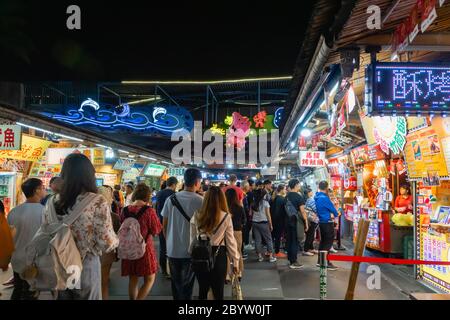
[0,236,433,300]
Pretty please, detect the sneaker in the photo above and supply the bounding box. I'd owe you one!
[289,262,304,269]
[310,249,319,254]
[329,247,338,253]
[274,252,287,259]
[302,251,314,256]
[327,263,338,271]
[258,255,264,262]
[269,256,277,263]
[245,244,255,250]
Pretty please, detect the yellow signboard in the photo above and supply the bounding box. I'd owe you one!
[421,232,450,293]
[92,148,105,166]
[0,135,52,162]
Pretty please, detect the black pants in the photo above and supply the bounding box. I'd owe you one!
[317,223,335,263]
[159,233,167,274]
[168,258,195,300]
[285,225,298,264]
[304,221,318,252]
[243,219,252,245]
[195,246,227,300]
[11,272,37,300]
[272,217,285,254]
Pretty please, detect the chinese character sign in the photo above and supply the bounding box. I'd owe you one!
[369,63,450,115]
[299,151,326,167]
[0,134,51,161]
[0,125,21,151]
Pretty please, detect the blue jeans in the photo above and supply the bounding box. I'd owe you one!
[286,224,299,264]
[168,257,195,300]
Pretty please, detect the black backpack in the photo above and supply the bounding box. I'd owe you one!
[190,213,229,273]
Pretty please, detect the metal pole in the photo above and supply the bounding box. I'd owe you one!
[206,86,209,126]
[319,250,327,300]
[257,82,261,113]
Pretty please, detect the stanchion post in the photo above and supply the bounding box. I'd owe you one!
[319,250,328,300]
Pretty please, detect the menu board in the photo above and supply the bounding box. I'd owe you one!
[421,232,450,293]
[95,173,117,187]
[351,144,385,165]
[404,126,449,178]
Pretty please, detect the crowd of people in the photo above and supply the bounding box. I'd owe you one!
[0,153,341,300]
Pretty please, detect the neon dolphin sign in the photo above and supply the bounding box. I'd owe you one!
[79,98,100,112]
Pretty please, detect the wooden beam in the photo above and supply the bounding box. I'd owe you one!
[355,33,450,47]
[345,218,370,300]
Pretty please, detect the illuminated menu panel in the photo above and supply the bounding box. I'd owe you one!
[367,63,450,115]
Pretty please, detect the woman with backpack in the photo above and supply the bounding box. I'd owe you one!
[119,183,162,300]
[43,153,119,300]
[225,188,246,282]
[98,186,121,300]
[190,186,239,300]
[251,189,276,263]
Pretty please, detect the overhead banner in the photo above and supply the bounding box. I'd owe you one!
[113,158,136,171]
[0,125,21,151]
[0,135,52,162]
[299,151,326,167]
[144,164,166,177]
[47,147,105,165]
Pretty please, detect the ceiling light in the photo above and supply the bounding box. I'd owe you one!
[122,76,292,85]
[118,149,130,154]
[162,161,173,165]
[300,128,312,138]
[105,149,115,159]
[16,122,83,142]
[290,142,295,148]
[139,155,157,161]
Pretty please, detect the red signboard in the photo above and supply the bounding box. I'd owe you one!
[299,151,326,167]
[351,144,386,165]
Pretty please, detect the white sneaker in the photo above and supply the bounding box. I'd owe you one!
[329,247,338,253]
[269,256,277,263]
[302,251,314,256]
[258,255,264,262]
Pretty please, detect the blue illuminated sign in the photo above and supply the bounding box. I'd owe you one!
[273,107,284,128]
[39,101,194,136]
[366,62,450,115]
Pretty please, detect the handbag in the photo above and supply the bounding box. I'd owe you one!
[231,275,243,300]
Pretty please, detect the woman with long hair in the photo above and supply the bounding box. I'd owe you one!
[43,153,119,300]
[120,183,162,300]
[190,186,239,300]
[271,184,287,258]
[225,188,246,281]
[251,188,276,263]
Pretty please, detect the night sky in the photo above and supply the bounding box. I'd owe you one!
[0,0,315,80]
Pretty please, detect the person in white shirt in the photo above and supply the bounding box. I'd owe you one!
[8,178,46,300]
[124,184,134,207]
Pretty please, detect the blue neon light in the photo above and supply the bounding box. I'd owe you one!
[273,107,284,128]
[368,62,450,115]
[40,103,194,135]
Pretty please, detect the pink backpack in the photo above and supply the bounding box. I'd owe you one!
[117,206,149,260]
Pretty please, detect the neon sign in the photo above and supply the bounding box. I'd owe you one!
[273,107,284,128]
[366,62,450,116]
[40,101,194,136]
